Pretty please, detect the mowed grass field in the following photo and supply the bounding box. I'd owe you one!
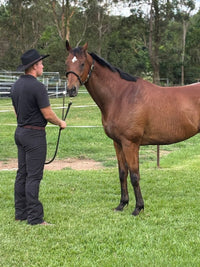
[0,91,200,266]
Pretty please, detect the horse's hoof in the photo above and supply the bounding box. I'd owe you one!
[114,206,124,212]
[114,208,122,212]
[132,206,144,216]
[114,202,128,212]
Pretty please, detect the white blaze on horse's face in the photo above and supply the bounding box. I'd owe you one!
[66,55,80,96]
[72,56,77,63]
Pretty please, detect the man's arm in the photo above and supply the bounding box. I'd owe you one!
[41,106,66,129]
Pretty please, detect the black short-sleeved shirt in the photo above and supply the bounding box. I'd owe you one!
[11,75,50,127]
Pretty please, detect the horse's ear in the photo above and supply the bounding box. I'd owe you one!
[82,42,88,52]
[66,40,71,51]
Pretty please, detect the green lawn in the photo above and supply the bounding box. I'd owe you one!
[0,93,200,266]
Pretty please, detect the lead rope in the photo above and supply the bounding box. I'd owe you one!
[45,94,72,165]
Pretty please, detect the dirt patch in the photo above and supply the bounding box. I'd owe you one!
[0,158,103,171]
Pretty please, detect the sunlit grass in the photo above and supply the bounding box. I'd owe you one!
[1,167,200,266]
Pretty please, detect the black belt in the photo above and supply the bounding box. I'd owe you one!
[22,125,45,131]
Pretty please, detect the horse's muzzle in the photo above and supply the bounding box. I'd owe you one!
[67,86,77,97]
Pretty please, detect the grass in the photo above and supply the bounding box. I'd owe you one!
[0,92,200,266]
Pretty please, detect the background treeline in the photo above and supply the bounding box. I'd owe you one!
[0,0,200,85]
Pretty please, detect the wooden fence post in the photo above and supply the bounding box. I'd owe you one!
[157,145,160,168]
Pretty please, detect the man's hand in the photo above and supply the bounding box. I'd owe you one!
[60,120,67,129]
[41,106,67,129]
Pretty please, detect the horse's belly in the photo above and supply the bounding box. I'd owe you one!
[103,104,200,146]
[141,134,196,145]
[141,121,198,145]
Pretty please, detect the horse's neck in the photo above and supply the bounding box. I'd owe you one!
[85,63,115,114]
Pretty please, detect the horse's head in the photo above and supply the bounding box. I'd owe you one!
[66,40,92,97]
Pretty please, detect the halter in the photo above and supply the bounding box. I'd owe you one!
[66,59,95,85]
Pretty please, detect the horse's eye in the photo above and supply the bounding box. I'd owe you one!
[81,63,85,69]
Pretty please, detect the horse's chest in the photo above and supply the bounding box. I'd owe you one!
[102,107,144,142]
[103,123,116,138]
[103,119,132,142]
[103,120,120,140]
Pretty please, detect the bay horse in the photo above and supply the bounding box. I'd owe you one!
[65,40,200,216]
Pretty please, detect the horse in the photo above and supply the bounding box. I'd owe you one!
[65,40,200,216]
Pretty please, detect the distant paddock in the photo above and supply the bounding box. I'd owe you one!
[0,71,87,98]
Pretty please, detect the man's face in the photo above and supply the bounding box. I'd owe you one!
[35,60,44,77]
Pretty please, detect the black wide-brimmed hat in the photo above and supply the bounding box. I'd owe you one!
[17,49,49,71]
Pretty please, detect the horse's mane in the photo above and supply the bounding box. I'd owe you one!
[89,52,138,82]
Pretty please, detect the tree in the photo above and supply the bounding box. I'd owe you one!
[51,0,78,41]
[127,0,195,84]
[106,14,150,76]
[174,0,195,85]
[83,0,112,55]
[185,10,200,83]
[126,0,171,84]
[0,0,199,81]
[0,0,53,69]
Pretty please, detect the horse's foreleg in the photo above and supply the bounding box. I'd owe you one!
[114,141,129,211]
[122,142,144,216]
[131,173,144,216]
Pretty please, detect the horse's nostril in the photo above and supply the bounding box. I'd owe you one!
[67,86,77,97]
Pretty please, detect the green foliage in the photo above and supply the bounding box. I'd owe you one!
[159,20,182,84]
[106,15,151,76]
[1,1,200,84]
[185,11,200,82]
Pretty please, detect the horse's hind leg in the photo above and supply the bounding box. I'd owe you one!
[122,141,144,216]
[113,141,129,211]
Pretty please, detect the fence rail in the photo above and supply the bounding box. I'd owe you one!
[0,71,70,98]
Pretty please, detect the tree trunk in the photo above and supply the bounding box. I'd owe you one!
[149,0,160,85]
[51,0,75,41]
[181,20,188,86]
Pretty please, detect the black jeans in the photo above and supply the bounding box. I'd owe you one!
[14,126,47,225]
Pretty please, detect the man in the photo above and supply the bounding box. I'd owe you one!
[11,49,66,225]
